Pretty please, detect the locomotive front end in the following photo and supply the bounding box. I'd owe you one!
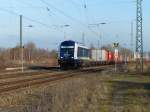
[58,40,76,69]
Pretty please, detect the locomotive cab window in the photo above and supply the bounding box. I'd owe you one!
[78,47,89,57]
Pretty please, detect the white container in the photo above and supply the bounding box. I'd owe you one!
[91,49,101,61]
[101,49,109,62]
[90,49,109,62]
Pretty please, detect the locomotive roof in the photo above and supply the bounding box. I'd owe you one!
[61,40,89,49]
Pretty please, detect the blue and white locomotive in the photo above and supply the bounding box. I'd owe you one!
[58,40,90,69]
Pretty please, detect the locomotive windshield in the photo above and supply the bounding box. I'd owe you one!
[60,40,75,59]
[60,46,74,58]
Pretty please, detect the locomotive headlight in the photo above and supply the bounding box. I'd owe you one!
[71,57,74,59]
[61,57,63,59]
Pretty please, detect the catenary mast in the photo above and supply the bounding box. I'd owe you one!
[136,0,143,72]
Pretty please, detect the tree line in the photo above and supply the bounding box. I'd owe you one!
[0,42,58,68]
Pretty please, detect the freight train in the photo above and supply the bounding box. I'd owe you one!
[58,40,127,69]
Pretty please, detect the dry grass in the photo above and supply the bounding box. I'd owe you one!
[127,62,150,72]
[0,74,112,112]
[0,71,149,112]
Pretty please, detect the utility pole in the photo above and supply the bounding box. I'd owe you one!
[59,24,70,40]
[131,21,134,60]
[82,32,85,45]
[64,31,66,39]
[88,22,106,60]
[20,15,24,72]
[136,0,143,72]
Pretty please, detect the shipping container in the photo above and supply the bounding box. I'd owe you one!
[101,49,109,62]
[108,51,114,62]
[91,49,101,61]
[90,48,117,64]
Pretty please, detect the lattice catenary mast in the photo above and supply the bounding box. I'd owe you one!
[136,0,143,72]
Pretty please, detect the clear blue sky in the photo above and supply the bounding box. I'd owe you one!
[0,0,149,51]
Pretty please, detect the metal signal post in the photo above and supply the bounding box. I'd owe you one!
[136,0,144,72]
[113,43,119,72]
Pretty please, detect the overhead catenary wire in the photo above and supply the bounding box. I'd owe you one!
[0,2,72,37]
[17,0,56,23]
[71,0,82,6]
[1,0,134,39]
[83,0,93,25]
[69,0,82,7]
[0,7,54,29]
[40,0,84,25]
[82,0,102,45]
[40,0,99,37]
[16,0,56,26]
[0,0,51,9]
[8,0,101,37]
[83,0,88,23]
[16,0,43,8]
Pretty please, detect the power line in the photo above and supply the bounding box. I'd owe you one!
[18,0,56,21]
[40,0,99,37]
[15,0,53,9]
[12,0,102,37]
[40,0,83,24]
[16,0,56,25]
[0,7,54,29]
[0,6,48,9]
[23,16,53,28]
[16,0,41,8]
[69,0,82,7]
[82,0,95,25]
[71,0,82,6]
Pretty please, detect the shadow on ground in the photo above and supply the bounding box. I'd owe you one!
[108,80,150,107]
[27,65,60,71]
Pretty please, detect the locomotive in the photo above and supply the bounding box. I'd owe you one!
[58,40,90,69]
[58,40,123,69]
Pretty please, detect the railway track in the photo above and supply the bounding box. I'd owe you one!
[0,72,75,93]
[0,70,62,80]
[0,65,114,93]
[0,65,59,75]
